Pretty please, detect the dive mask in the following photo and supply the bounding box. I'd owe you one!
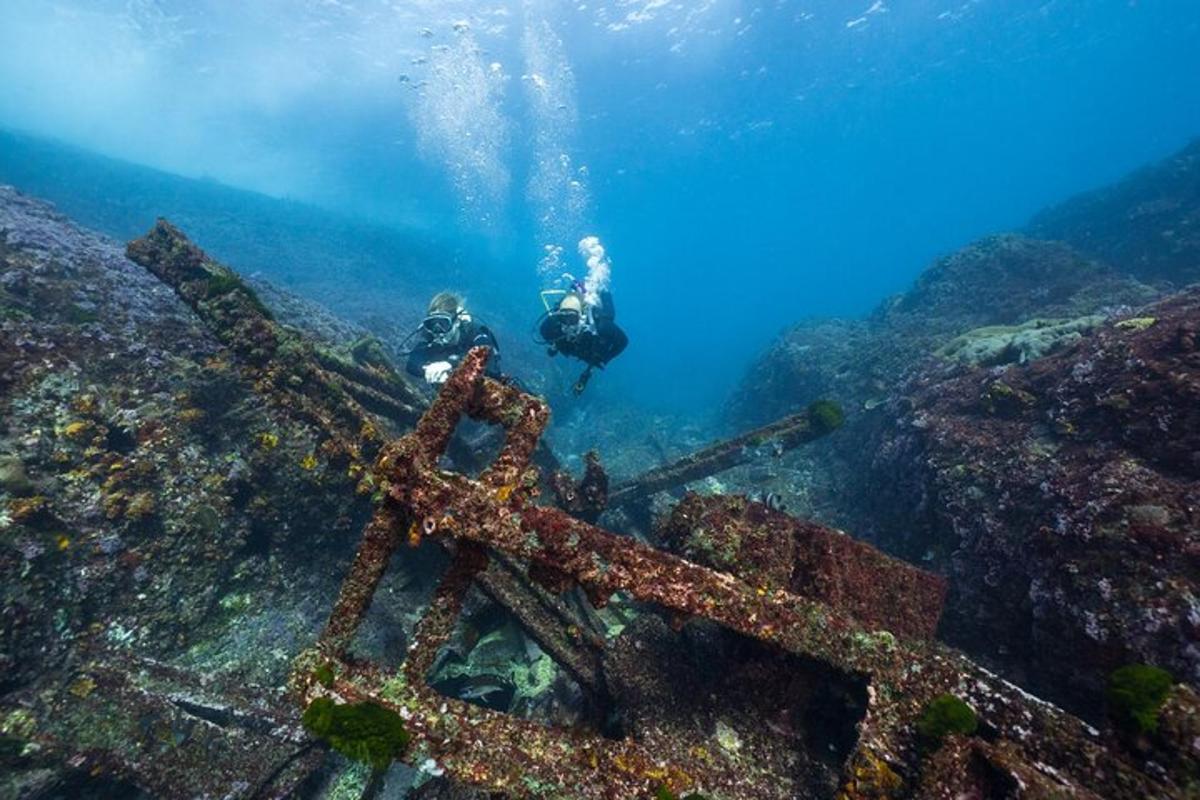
[553,308,581,326]
[421,312,457,336]
[551,308,583,339]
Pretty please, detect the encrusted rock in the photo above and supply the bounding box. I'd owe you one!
[865,288,1200,716]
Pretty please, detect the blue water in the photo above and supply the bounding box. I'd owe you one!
[2,0,1199,413]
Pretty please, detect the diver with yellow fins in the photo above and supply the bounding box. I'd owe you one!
[536,278,628,394]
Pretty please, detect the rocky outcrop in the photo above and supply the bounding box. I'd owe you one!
[879,234,1153,335]
[0,185,385,675]
[0,187,440,796]
[726,235,1158,429]
[864,289,1200,715]
[724,318,872,430]
[1030,137,1200,286]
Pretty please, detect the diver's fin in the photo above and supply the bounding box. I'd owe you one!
[572,365,594,395]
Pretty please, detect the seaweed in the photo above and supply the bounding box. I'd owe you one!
[301,697,410,770]
[314,663,335,689]
[915,694,977,747]
[655,787,708,800]
[1106,664,1173,736]
[806,399,844,433]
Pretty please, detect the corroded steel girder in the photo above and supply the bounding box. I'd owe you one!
[300,347,1182,799]
[607,401,844,508]
[127,220,599,693]
[660,493,947,641]
[127,219,424,464]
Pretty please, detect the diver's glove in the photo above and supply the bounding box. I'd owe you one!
[423,361,452,384]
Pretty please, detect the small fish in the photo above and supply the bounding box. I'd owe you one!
[459,683,505,702]
[748,491,787,512]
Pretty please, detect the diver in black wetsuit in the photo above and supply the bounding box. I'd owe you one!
[405,291,500,385]
[539,290,628,394]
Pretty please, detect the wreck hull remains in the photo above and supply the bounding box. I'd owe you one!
[300,346,1195,799]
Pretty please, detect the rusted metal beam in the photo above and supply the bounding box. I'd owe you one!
[126,219,424,463]
[127,219,596,676]
[474,555,607,695]
[607,401,845,508]
[660,493,947,641]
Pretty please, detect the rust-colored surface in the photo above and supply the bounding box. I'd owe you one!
[661,493,947,641]
[126,219,424,466]
[299,346,1193,799]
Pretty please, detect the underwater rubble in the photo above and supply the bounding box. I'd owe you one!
[3,136,1200,799]
[3,643,320,797]
[297,345,1198,799]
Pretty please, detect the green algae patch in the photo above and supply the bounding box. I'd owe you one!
[807,400,844,433]
[204,267,274,320]
[1106,664,1173,735]
[982,380,1036,416]
[850,630,897,658]
[313,662,335,689]
[302,697,411,770]
[916,694,977,747]
[1114,316,1156,332]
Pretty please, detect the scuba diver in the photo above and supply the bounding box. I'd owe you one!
[538,287,628,394]
[405,291,500,385]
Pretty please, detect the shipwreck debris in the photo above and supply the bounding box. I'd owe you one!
[126,219,424,466]
[3,643,320,799]
[660,493,946,641]
[112,221,1200,798]
[607,400,845,509]
[550,449,609,522]
[298,346,1194,799]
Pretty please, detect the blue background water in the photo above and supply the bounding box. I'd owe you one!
[2,0,1199,415]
